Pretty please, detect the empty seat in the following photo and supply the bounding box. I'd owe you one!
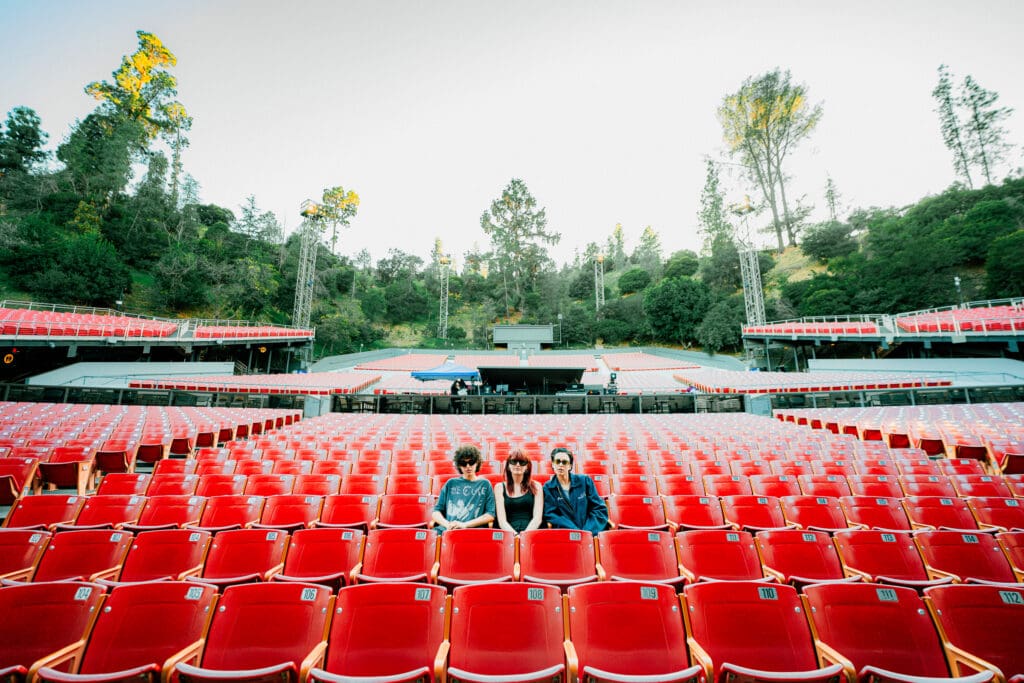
[780,495,849,532]
[55,494,147,531]
[798,474,852,498]
[317,494,379,530]
[595,529,685,587]
[951,474,1013,499]
[840,496,912,531]
[4,494,85,530]
[115,528,212,582]
[802,582,994,683]
[174,582,333,683]
[833,529,952,590]
[431,527,516,588]
[675,529,766,583]
[308,583,448,683]
[683,581,844,683]
[518,528,599,590]
[292,474,341,496]
[35,581,218,683]
[614,475,658,497]
[662,495,729,532]
[376,494,435,529]
[385,474,432,496]
[0,581,106,683]
[996,531,1024,581]
[146,473,200,496]
[353,528,438,584]
[900,474,957,498]
[847,474,904,498]
[273,528,364,591]
[721,495,792,532]
[340,474,386,496]
[656,474,704,497]
[0,529,51,582]
[254,494,323,532]
[565,581,702,683]
[187,527,289,588]
[126,495,207,532]
[194,474,246,497]
[903,496,980,531]
[244,474,296,497]
[966,497,1024,532]
[755,528,855,589]
[913,530,1017,584]
[703,474,752,497]
[190,494,264,532]
[606,495,669,530]
[447,582,566,683]
[95,473,151,496]
[0,457,40,506]
[749,474,802,498]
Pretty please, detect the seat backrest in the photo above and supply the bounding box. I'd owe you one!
[194,473,246,497]
[595,529,681,583]
[997,530,1024,578]
[77,582,217,675]
[118,528,212,582]
[518,529,597,588]
[196,494,264,529]
[966,496,1024,532]
[199,582,332,672]
[832,529,929,582]
[95,473,152,496]
[244,474,296,497]
[376,494,435,528]
[914,530,1016,584]
[0,581,106,675]
[4,494,85,529]
[435,528,516,585]
[259,494,323,529]
[721,495,787,531]
[607,495,667,530]
[900,474,956,498]
[754,529,844,585]
[839,496,911,531]
[780,495,848,531]
[135,494,207,529]
[951,474,1012,498]
[703,474,752,497]
[448,583,565,678]
[34,529,134,582]
[318,494,379,529]
[567,582,695,678]
[72,494,147,528]
[802,583,952,678]
[146,473,200,496]
[0,528,51,581]
[662,495,726,531]
[683,581,820,675]
[319,583,447,679]
[925,584,1024,681]
[279,528,363,585]
[200,528,289,580]
[293,474,341,496]
[797,474,851,498]
[902,496,979,530]
[676,529,764,582]
[358,528,438,582]
[749,474,802,498]
[656,474,703,497]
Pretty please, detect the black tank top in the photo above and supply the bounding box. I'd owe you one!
[503,485,535,532]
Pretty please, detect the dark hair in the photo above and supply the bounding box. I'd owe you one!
[453,444,482,472]
[550,447,574,465]
[503,449,532,491]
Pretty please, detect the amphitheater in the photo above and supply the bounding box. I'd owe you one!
[1,300,1023,683]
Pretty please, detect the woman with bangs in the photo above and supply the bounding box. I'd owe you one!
[494,449,544,533]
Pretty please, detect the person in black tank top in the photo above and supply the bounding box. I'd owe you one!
[494,449,544,533]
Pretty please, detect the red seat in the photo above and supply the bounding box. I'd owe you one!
[802,582,994,683]
[798,474,851,498]
[272,528,364,592]
[913,530,1017,584]
[606,495,669,530]
[194,474,246,497]
[145,473,199,496]
[565,582,702,683]
[749,474,802,498]
[966,496,1024,532]
[833,529,952,590]
[376,494,435,529]
[518,528,599,591]
[900,474,957,498]
[996,530,1024,581]
[308,583,448,683]
[3,494,86,530]
[255,494,323,532]
[702,474,752,497]
[903,496,980,531]
[0,457,40,506]
[613,475,658,497]
[721,495,791,532]
[780,495,850,532]
[847,474,904,498]
[755,528,855,588]
[32,529,134,583]
[675,529,766,583]
[173,582,333,683]
[0,529,51,582]
[292,474,341,496]
[115,528,212,582]
[431,527,516,589]
[340,474,386,496]
[447,582,566,683]
[317,494,379,530]
[385,475,431,496]
[656,474,704,497]
[683,581,843,683]
[840,496,912,531]
[952,474,1013,498]
[190,494,264,532]
[595,529,685,587]
[125,494,206,531]
[187,528,290,588]
[662,495,729,532]
[244,474,295,497]
[55,494,146,531]
[353,528,438,584]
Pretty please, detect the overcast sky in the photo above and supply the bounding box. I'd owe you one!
[2,0,1022,267]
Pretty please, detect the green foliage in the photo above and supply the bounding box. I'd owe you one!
[30,234,131,306]
[561,303,596,346]
[384,279,429,323]
[699,235,741,295]
[313,300,382,356]
[644,277,712,345]
[800,221,858,262]
[57,113,145,201]
[985,230,1024,298]
[697,299,745,353]
[0,107,48,174]
[153,245,213,310]
[617,267,651,295]
[664,250,700,280]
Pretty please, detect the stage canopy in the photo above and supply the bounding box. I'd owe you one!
[410,361,480,382]
[478,366,586,394]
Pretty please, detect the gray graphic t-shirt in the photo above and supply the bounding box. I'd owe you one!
[434,477,496,525]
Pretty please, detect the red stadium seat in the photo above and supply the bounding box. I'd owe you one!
[833,529,953,590]
[662,495,729,532]
[903,496,980,531]
[0,528,51,582]
[186,528,289,588]
[0,457,40,506]
[798,474,852,498]
[115,528,211,582]
[847,474,904,498]
[755,528,855,589]
[595,529,685,587]
[272,528,364,592]
[146,473,200,496]
[518,528,599,591]
[721,495,792,532]
[125,494,206,532]
[317,494,379,530]
[913,530,1017,584]
[675,529,767,583]
[996,531,1024,581]
[966,496,1024,532]
[31,529,133,583]
[352,528,438,584]
[190,494,264,533]
[840,496,912,531]
[900,474,957,498]
[193,474,246,497]
[431,527,516,588]
[376,494,435,529]
[702,474,752,497]
[4,494,86,530]
[244,474,296,497]
[749,474,802,498]
[952,475,1013,499]
[606,495,669,530]
[54,494,146,531]
[95,473,151,496]
[656,474,704,497]
[254,494,323,532]
[780,495,849,532]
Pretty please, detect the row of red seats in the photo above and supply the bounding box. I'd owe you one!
[193,325,313,338]
[743,321,879,335]
[7,578,1018,683]
[0,307,178,337]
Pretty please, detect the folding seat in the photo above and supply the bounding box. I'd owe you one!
[606,495,669,530]
[702,474,752,497]
[900,474,957,498]
[663,497,729,532]
[1005,474,1024,498]
[186,527,289,588]
[272,528,364,591]
[311,460,350,477]
[996,530,1024,581]
[691,461,730,478]
[565,582,702,683]
[616,461,653,476]
[244,473,295,497]
[801,582,993,683]
[254,494,323,531]
[352,528,438,584]
[190,494,264,532]
[938,458,987,476]
[833,529,952,590]
[146,472,200,496]
[37,447,96,495]
[847,474,903,498]
[431,527,516,588]
[94,440,139,476]
[749,474,802,498]
[153,458,198,476]
[952,474,1013,498]
[0,457,40,506]
[675,529,767,582]
[721,494,791,532]
[317,494,379,530]
[385,474,432,496]
[613,474,658,497]
[925,584,1024,682]
[903,496,980,531]
[173,582,333,683]
[31,529,134,582]
[447,582,566,683]
[656,474,703,497]
[34,580,219,683]
[308,582,448,683]
[0,528,51,581]
[518,528,599,590]
[340,474,387,496]
[595,529,685,587]
[854,459,899,477]
[233,458,273,476]
[913,530,1017,584]
[812,459,857,477]
[966,496,1024,532]
[780,495,850,532]
[0,581,107,682]
[94,473,150,496]
[797,474,852,498]
[840,496,912,531]
[755,528,854,588]
[194,460,236,477]
[895,458,939,476]
[376,494,435,529]
[114,528,212,582]
[731,460,773,478]
[292,473,341,496]
[589,473,612,497]
[653,460,692,476]
[123,494,206,532]
[55,494,147,531]
[771,460,814,477]
[3,494,86,530]
[194,473,246,497]
[270,459,314,476]
[683,581,843,683]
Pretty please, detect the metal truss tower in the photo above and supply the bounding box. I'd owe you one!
[738,245,766,326]
[594,255,606,313]
[293,201,324,331]
[437,254,451,339]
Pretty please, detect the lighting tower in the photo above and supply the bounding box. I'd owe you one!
[293,200,324,331]
[438,254,451,339]
[732,198,766,326]
[594,254,606,313]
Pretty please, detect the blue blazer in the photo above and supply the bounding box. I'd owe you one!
[542,473,608,535]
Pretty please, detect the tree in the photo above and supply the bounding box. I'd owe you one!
[0,107,48,174]
[960,75,1014,186]
[663,250,700,279]
[605,223,627,271]
[31,234,132,306]
[697,159,732,253]
[696,299,745,353]
[933,65,973,188]
[824,175,841,222]
[631,225,662,276]
[643,276,712,346]
[319,185,359,253]
[56,113,145,201]
[985,230,1024,298]
[617,267,651,295]
[480,178,560,314]
[719,69,822,251]
[801,221,857,262]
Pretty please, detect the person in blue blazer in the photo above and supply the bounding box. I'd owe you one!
[542,446,608,535]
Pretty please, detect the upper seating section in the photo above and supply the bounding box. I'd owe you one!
[602,352,699,371]
[130,372,380,396]
[744,320,880,336]
[675,368,951,394]
[355,354,448,371]
[896,303,1024,334]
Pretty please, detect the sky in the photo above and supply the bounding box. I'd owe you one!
[2,0,1023,267]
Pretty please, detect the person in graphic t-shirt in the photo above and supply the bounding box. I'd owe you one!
[432,445,496,531]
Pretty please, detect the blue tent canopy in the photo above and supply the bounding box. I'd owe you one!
[410,361,480,382]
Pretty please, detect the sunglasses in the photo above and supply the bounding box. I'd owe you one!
[508,459,529,466]
[552,459,572,466]
[457,460,477,468]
